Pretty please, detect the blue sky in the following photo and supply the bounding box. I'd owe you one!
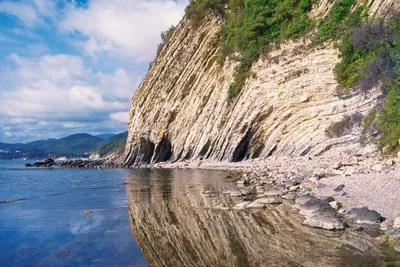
[0,0,188,143]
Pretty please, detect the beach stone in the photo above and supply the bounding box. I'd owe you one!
[295,195,336,217]
[395,240,400,253]
[289,185,299,191]
[376,234,389,244]
[371,164,383,172]
[247,201,266,209]
[385,159,395,166]
[284,179,300,187]
[329,201,341,210]
[300,179,315,189]
[381,221,394,230]
[255,187,265,194]
[233,201,251,210]
[393,217,400,228]
[344,207,381,224]
[344,166,356,175]
[303,216,345,230]
[334,184,345,192]
[314,182,326,189]
[262,189,282,196]
[338,208,346,214]
[312,169,326,179]
[237,179,248,185]
[254,197,282,205]
[230,191,243,197]
[240,189,251,196]
[282,192,297,200]
[214,204,230,210]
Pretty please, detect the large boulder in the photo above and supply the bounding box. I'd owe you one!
[344,207,382,225]
[295,195,344,230]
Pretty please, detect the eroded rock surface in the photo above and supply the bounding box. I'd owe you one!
[121,0,399,167]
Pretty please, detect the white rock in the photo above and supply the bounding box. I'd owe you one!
[254,197,282,205]
[289,185,299,191]
[393,217,400,228]
[233,201,251,210]
[329,201,341,210]
[381,221,394,230]
[262,189,282,196]
[303,216,345,230]
[247,201,266,209]
[385,159,395,166]
[230,191,242,197]
[372,164,383,172]
[214,204,230,210]
[240,189,251,196]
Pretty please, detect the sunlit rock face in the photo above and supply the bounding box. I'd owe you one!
[121,0,399,166]
[125,169,390,267]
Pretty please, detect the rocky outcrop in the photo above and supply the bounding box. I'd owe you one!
[25,158,121,168]
[122,0,399,166]
[25,158,55,168]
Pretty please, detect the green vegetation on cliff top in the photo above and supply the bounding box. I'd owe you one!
[187,0,314,103]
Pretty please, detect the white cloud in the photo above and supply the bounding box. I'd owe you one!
[0,0,57,27]
[0,0,189,142]
[60,0,188,61]
[0,1,39,26]
[0,53,142,142]
[110,111,129,123]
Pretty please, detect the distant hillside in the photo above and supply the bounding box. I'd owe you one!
[0,133,103,159]
[96,133,115,140]
[92,132,128,158]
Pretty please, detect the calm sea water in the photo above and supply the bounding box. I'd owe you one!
[0,160,397,267]
[0,160,147,267]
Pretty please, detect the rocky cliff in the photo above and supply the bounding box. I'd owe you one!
[122,0,399,166]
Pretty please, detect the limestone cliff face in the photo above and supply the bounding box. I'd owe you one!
[122,0,399,166]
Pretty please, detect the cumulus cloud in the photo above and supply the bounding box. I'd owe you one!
[0,54,141,142]
[0,0,189,142]
[110,111,129,123]
[60,0,188,61]
[0,0,57,27]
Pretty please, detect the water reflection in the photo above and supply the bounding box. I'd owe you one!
[126,169,392,267]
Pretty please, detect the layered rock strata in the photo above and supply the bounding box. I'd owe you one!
[122,0,399,166]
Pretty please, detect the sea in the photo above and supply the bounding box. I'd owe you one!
[0,160,397,267]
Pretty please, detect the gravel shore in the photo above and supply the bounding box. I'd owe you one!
[148,154,400,221]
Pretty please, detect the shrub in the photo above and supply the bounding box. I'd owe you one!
[378,85,400,152]
[185,0,315,102]
[315,0,358,43]
[363,109,377,133]
[220,0,314,102]
[331,10,400,153]
[156,25,176,57]
[325,116,351,138]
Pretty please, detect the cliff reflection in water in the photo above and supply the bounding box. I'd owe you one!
[125,169,388,267]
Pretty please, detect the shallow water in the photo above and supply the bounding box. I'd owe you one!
[0,161,397,267]
[0,160,147,267]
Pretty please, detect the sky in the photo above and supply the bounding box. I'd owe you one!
[0,0,188,143]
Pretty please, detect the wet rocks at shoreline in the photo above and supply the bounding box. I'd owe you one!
[25,158,56,168]
[215,153,400,234]
[25,158,121,169]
